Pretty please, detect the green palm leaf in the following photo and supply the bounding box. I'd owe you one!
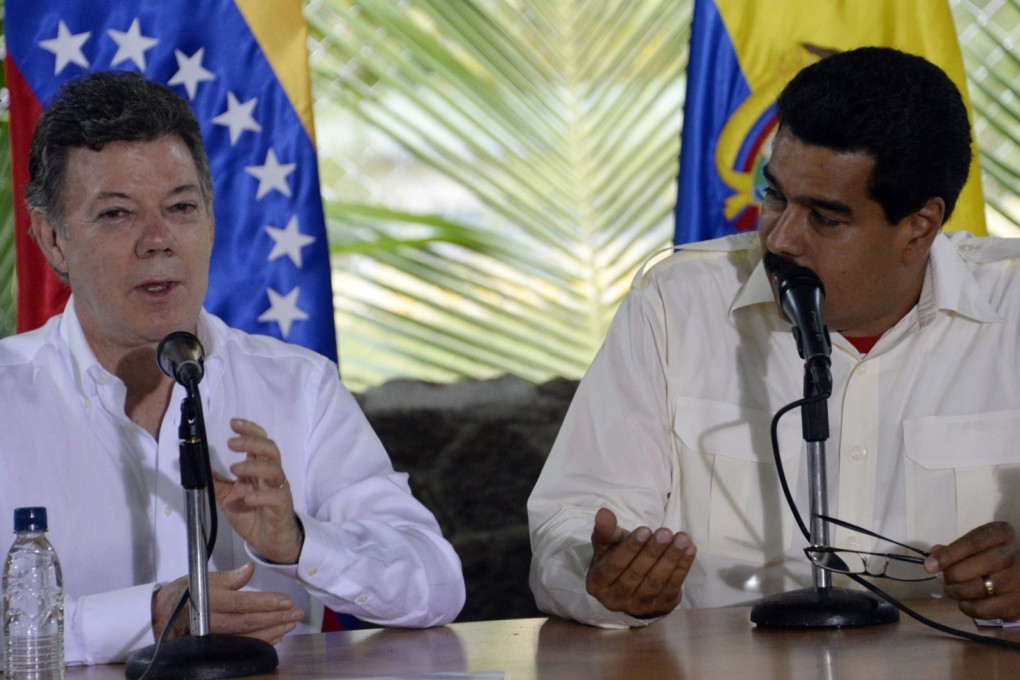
[307,0,692,389]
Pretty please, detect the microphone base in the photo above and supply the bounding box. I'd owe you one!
[750,586,898,628]
[124,634,278,679]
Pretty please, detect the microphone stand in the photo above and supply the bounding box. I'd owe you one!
[750,357,897,628]
[125,379,278,679]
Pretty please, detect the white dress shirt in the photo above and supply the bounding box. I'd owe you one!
[0,303,465,664]
[529,231,1020,628]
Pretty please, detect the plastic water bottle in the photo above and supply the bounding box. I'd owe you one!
[2,507,64,679]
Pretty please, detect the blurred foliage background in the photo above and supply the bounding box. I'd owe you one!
[0,0,1017,392]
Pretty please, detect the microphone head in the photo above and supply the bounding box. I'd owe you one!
[157,331,205,385]
[778,265,825,299]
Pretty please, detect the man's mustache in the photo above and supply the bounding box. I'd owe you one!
[762,251,798,280]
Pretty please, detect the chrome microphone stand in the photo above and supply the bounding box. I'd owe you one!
[125,333,278,679]
[750,351,897,628]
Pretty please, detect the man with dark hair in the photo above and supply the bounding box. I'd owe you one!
[529,46,1020,627]
[0,71,465,664]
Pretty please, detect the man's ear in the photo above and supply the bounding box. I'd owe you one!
[901,197,944,267]
[29,209,70,282]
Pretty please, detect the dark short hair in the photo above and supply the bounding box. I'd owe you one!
[775,47,972,225]
[26,71,213,227]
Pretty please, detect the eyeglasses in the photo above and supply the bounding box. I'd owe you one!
[803,514,933,582]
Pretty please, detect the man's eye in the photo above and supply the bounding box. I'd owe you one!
[97,208,128,221]
[810,212,840,228]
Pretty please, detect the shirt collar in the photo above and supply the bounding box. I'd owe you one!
[727,232,1002,327]
[57,298,226,402]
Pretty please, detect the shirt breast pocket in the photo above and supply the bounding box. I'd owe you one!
[904,410,1020,546]
[673,398,803,563]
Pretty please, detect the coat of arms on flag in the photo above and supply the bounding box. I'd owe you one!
[675,0,986,246]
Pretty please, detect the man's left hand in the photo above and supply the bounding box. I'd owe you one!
[925,521,1020,620]
[213,418,304,564]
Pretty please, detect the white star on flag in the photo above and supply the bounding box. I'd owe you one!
[212,92,262,146]
[168,47,215,100]
[39,20,91,75]
[266,216,315,268]
[257,287,309,338]
[108,18,158,72]
[245,148,296,200]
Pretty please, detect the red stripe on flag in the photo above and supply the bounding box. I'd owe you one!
[5,56,70,332]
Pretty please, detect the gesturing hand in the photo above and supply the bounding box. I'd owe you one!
[152,562,304,644]
[213,418,303,564]
[925,521,1020,621]
[586,508,697,619]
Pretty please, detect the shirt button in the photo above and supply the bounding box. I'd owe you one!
[356,594,369,604]
[307,567,318,576]
[163,506,173,517]
[855,363,868,376]
[849,446,868,462]
[83,398,92,411]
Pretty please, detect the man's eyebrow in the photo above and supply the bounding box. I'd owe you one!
[762,164,853,216]
[169,184,202,197]
[93,184,201,201]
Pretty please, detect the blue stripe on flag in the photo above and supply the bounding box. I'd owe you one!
[674,0,752,245]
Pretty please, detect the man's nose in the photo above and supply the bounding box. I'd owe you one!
[137,215,176,255]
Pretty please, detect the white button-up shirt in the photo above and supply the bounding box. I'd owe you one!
[0,303,465,663]
[529,231,1020,628]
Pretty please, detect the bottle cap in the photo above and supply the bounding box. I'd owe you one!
[13,507,48,532]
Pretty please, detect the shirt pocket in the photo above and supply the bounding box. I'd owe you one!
[903,410,1020,546]
[673,398,803,562]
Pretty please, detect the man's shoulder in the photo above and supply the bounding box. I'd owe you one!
[633,233,760,291]
[948,232,1020,266]
[209,314,336,375]
[0,317,61,369]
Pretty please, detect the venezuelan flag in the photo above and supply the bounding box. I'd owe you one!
[675,0,986,245]
[5,0,337,360]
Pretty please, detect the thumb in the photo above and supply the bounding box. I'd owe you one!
[210,561,255,590]
[592,508,627,554]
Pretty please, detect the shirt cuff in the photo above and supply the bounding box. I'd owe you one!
[68,583,155,665]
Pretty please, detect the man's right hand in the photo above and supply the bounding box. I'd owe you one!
[152,562,305,644]
[586,507,697,619]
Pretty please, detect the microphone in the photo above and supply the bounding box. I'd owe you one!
[777,266,831,391]
[157,331,205,385]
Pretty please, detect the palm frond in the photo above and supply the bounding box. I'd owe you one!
[307,0,691,389]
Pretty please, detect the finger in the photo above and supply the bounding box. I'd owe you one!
[230,418,268,438]
[591,527,674,600]
[587,525,654,591]
[208,562,256,591]
[230,459,287,488]
[209,588,298,616]
[629,533,697,609]
[925,523,1014,577]
[591,508,627,556]
[210,606,304,637]
[942,573,1001,602]
[227,433,281,463]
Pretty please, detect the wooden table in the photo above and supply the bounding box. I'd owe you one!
[67,598,1020,679]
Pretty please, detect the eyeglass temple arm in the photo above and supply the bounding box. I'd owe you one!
[813,513,929,556]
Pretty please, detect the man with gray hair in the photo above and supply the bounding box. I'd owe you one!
[0,70,464,665]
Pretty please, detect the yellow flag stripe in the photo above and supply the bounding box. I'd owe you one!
[233,0,316,144]
[715,0,985,235]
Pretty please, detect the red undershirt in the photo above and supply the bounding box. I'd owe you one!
[846,335,881,355]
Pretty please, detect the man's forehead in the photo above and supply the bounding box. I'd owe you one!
[64,137,201,185]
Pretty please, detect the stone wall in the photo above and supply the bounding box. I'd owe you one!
[355,376,578,622]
